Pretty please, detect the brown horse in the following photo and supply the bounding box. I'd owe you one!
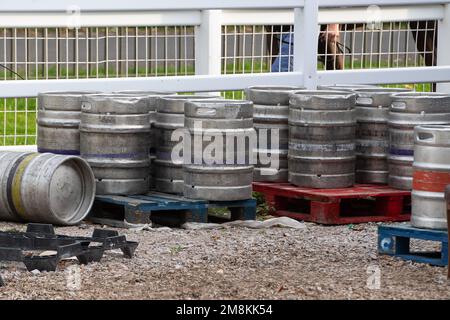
[411,21,437,90]
[410,21,437,67]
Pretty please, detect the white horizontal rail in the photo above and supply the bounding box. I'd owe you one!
[221,5,445,25]
[319,0,450,7]
[0,0,305,12]
[0,11,202,28]
[318,66,450,85]
[319,5,445,24]
[2,66,449,98]
[1,0,449,12]
[0,5,443,28]
[221,10,294,26]
[0,73,304,98]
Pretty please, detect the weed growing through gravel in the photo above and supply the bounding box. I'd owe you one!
[253,192,274,220]
[170,245,184,255]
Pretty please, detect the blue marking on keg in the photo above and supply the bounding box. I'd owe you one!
[37,148,80,156]
[82,152,148,159]
[389,148,414,156]
[155,151,177,161]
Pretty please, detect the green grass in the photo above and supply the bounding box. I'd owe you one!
[0,62,434,146]
[0,98,37,146]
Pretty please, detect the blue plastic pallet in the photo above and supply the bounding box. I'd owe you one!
[88,192,256,228]
[378,224,448,266]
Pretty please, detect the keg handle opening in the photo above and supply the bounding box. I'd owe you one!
[196,108,216,116]
[416,131,435,143]
[356,97,373,106]
[391,101,406,110]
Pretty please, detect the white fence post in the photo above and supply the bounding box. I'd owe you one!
[437,3,450,93]
[195,10,222,81]
[293,1,319,89]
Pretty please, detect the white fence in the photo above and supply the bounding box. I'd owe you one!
[1,0,450,146]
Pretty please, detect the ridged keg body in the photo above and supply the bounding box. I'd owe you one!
[154,95,219,194]
[113,91,177,189]
[245,86,303,182]
[388,93,450,190]
[353,88,410,184]
[412,125,450,230]
[0,152,95,225]
[80,94,151,195]
[288,90,357,188]
[183,99,255,200]
[37,91,97,155]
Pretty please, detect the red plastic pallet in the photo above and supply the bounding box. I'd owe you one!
[253,182,411,225]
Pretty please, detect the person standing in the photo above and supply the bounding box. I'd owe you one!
[269,24,344,72]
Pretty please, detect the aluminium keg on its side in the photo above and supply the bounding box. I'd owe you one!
[353,88,411,184]
[245,86,303,182]
[288,90,357,189]
[0,152,95,225]
[183,99,255,201]
[388,92,450,190]
[37,91,98,155]
[412,125,450,230]
[154,95,221,194]
[80,94,152,195]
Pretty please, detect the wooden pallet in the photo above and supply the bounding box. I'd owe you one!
[253,182,411,225]
[88,192,256,228]
[378,224,448,266]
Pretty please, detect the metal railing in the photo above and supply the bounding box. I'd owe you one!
[1,0,450,146]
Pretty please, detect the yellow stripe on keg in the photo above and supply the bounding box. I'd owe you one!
[11,153,40,219]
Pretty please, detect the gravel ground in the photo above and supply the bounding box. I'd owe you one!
[0,221,449,300]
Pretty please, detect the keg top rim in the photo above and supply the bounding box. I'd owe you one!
[318,84,376,90]
[353,87,412,94]
[39,91,100,97]
[186,99,252,105]
[246,85,304,92]
[82,93,150,99]
[290,90,356,97]
[157,94,221,101]
[416,124,450,131]
[391,92,450,99]
[112,90,176,95]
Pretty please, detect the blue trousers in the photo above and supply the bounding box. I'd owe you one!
[271,33,294,72]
